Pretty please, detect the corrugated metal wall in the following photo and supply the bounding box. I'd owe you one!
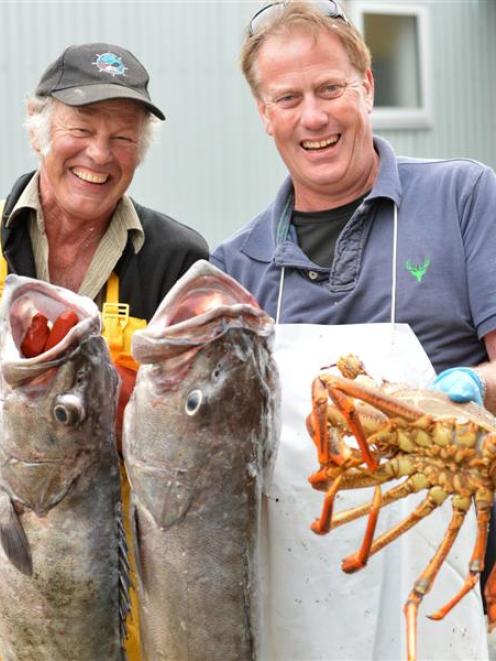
[372,0,496,165]
[0,0,494,249]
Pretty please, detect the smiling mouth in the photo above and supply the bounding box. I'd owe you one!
[71,167,109,184]
[301,135,340,151]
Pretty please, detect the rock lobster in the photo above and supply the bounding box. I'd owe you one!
[306,354,496,661]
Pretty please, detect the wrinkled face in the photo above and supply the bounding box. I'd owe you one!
[35,99,145,224]
[255,28,377,210]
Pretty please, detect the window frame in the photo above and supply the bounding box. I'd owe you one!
[347,1,433,130]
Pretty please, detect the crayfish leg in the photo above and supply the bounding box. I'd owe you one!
[341,486,381,573]
[308,378,332,465]
[331,473,422,530]
[429,496,490,622]
[308,467,332,491]
[403,504,467,661]
[311,474,343,535]
[404,592,421,661]
[485,562,496,631]
[481,501,496,630]
[327,385,378,471]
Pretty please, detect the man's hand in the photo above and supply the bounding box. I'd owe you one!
[431,367,486,406]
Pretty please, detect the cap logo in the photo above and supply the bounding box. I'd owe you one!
[92,52,127,77]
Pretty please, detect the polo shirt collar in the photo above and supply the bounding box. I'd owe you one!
[367,135,402,206]
[240,177,293,261]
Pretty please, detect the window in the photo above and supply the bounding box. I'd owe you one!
[348,2,432,129]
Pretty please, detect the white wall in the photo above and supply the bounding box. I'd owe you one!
[0,0,285,249]
[0,1,494,251]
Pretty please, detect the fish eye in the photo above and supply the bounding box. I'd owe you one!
[185,389,203,416]
[53,394,85,426]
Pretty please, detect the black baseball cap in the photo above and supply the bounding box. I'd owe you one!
[35,42,165,120]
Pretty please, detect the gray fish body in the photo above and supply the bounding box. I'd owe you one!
[0,276,125,661]
[123,261,279,661]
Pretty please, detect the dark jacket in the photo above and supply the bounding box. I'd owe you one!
[1,172,209,321]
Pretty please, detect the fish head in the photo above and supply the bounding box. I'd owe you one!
[124,260,280,527]
[0,276,118,513]
[0,274,101,382]
[131,259,275,383]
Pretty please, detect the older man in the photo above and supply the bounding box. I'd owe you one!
[1,41,208,444]
[1,42,208,355]
[211,2,496,658]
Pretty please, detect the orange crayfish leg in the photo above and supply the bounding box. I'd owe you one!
[484,562,496,630]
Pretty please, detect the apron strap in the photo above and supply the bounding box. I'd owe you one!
[391,202,398,325]
[275,266,285,325]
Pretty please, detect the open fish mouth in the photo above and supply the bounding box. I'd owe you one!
[0,275,101,386]
[132,260,274,367]
[163,268,260,325]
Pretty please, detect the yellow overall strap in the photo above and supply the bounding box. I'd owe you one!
[0,200,7,298]
[103,272,130,353]
[102,273,146,371]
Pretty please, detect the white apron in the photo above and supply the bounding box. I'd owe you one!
[259,322,489,661]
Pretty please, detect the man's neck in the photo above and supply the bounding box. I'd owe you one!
[294,151,379,212]
[42,204,111,293]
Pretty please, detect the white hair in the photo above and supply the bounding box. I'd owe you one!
[24,95,160,162]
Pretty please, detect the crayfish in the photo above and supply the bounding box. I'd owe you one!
[306,354,496,661]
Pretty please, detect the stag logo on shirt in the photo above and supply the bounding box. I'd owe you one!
[405,258,431,283]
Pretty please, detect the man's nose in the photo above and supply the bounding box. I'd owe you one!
[300,95,328,131]
[86,136,113,164]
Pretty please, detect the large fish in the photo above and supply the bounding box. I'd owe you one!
[0,275,127,661]
[123,260,280,660]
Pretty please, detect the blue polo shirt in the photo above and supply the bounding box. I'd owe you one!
[211,137,496,373]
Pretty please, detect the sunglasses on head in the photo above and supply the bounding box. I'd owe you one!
[248,0,349,36]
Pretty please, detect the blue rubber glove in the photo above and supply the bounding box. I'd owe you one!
[431,367,486,406]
